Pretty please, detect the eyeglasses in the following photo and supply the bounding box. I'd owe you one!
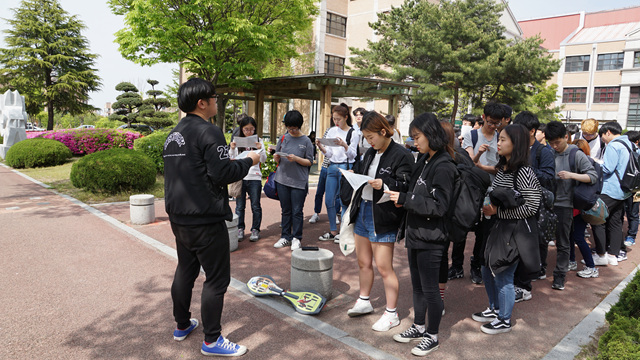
[210,94,219,100]
[486,120,501,127]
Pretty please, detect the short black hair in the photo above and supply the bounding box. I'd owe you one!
[566,124,579,136]
[544,121,567,141]
[283,110,304,128]
[385,114,396,127]
[627,130,640,143]
[177,78,216,113]
[462,114,476,126]
[353,107,366,116]
[484,102,505,120]
[512,111,540,131]
[409,112,447,152]
[598,121,622,136]
[502,104,513,119]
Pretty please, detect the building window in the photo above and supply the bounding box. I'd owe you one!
[593,86,620,103]
[629,87,640,130]
[326,12,347,38]
[565,55,590,72]
[325,55,345,75]
[635,52,640,68]
[596,53,624,71]
[562,87,587,103]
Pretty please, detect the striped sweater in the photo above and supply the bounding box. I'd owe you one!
[492,166,541,220]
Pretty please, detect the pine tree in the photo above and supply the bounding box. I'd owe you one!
[0,0,101,130]
[138,79,174,129]
[109,82,142,126]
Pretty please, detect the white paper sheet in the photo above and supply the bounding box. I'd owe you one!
[233,135,258,148]
[235,150,259,159]
[339,169,391,204]
[318,138,341,147]
[274,152,289,157]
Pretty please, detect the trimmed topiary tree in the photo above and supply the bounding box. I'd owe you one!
[5,138,72,168]
[133,128,171,174]
[70,148,155,194]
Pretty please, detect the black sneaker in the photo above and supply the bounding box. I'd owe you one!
[447,267,464,280]
[470,267,483,284]
[471,307,498,322]
[411,334,439,356]
[481,318,512,334]
[532,267,546,281]
[514,287,532,303]
[392,324,424,343]
[552,277,565,290]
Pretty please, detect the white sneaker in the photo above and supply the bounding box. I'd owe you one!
[347,298,374,317]
[309,213,319,224]
[291,238,301,251]
[568,261,577,271]
[372,311,400,332]
[577,267,599,278]
[273,238,291,248]
[334,234,340,244]
[237,229,244,240]
[548,241,555,246]
[607,253,619,266]
[618,250,628,262]
[336,215,340,225]
[591,253,609,266]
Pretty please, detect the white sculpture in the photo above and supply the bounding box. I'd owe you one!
[0,90,28,159]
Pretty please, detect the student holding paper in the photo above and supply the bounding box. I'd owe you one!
[229,116,267,242]
[316,103,360,241]
[344,111,413,332]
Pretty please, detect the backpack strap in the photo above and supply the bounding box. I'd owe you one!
[568,147,579,173]
[535,143,543,169]
[345,127,354,145]
[471,129,478,149]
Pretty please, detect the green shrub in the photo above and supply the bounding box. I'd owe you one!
[70,148,156,194]
[5,138,72,168]
[133,129,171,174]
[94,117,125,129]
[598,315,640,359]
[606,271,640,323]
[0,134,3,144]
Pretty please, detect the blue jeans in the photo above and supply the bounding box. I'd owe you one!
[276,182,307,241]
[314,166,338,214]
[625,197,639,239]
[325,163,348,232]
[572,215,594,268]
[235,180,262,231]
[481,261,518,321]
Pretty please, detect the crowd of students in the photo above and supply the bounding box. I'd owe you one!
[163,78,638,357]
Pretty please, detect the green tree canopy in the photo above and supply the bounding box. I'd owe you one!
[138,79,174,129]
[350,0,560,121]
[109,0,318,129]
[0,0,101,130]
[110,82,142,125]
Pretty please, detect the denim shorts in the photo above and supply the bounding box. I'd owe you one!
[354,200,397,243]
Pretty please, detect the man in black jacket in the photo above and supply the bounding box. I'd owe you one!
[164,78,259,357]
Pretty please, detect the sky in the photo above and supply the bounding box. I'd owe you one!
[1,0,639,113]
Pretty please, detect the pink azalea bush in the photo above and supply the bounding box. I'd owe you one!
[28,129,142,155]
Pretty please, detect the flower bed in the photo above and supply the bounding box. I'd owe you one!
[29,129,142,155]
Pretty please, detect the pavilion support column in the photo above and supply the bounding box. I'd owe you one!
[318,85,333,166]
[270,100,278,142]
[388,95,400,121]
[255,89,265,137]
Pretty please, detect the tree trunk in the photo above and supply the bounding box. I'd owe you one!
[45,69,54,130]
[215,97,228,130]
[451,85,459,125]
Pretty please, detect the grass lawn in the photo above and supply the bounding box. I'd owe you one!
[17,157,165,204]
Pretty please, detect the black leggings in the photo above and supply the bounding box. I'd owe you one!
[408,245,445,335]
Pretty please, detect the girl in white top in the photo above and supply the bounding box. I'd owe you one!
[229,116,267,242]
[316,103,360,241]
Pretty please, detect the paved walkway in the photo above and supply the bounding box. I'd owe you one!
[1,163,637,359]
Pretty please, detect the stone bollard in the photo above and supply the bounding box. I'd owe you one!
[291,248,334,299]
[129,194,155,225]
[225,214,239,252]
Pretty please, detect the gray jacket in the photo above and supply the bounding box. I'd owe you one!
[553,144,598,208]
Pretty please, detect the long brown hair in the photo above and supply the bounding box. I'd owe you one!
[439,120,456,159]
[573,138,591,156]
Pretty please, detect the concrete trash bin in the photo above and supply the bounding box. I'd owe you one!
[225,214,239,252]
[291,248,334,299]
[129,194,155,225]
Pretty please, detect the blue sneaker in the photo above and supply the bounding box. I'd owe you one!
[625,236,636,247]
[173,318,199,341]
[201,336,247,357]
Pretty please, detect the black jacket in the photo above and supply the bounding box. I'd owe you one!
[163,114,253,225]
[398,150,459,248]
[348,140,413,235]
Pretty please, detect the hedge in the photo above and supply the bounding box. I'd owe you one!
[599,271,640,359]
[70,148,156,194]
[28,128,141,155]
[133,129,171,174]
[5,138,72,168]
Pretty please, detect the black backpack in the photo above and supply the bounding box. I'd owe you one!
[568,147,603,211]
[612,139,640,194]
[449,150,491,234]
